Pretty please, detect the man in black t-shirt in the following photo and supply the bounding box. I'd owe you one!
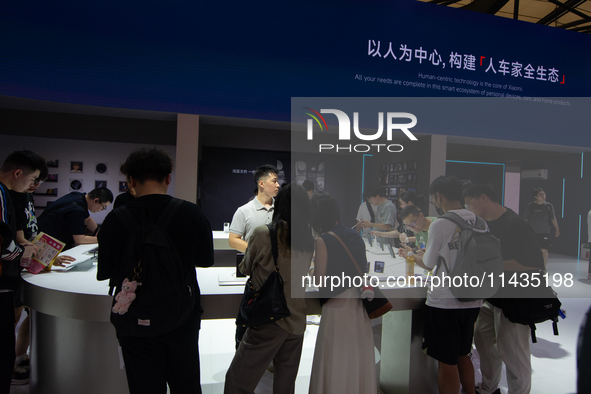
[37,187,113,250]
[97,148,214,394]
[463,184,544,394]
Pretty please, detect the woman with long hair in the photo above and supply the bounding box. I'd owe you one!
[308,192,377,394]
[224,183,314,394]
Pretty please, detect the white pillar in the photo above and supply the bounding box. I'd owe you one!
[175,114,200,203]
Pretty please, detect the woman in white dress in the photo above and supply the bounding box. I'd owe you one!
[308,193,377,394]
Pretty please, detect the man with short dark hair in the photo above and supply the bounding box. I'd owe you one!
[399,205,433,247]
[37,187,114,250]
[463,184,543,394]
[524,187,559,269]
[408,176,482,394]
[0,150,47,392]
[97,148,214,394]
[229,164,279,253]
[357,185,397,237]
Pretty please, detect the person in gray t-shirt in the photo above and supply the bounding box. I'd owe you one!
[229,164,280,253]
[358,185,397,237]
[524,187,560,268]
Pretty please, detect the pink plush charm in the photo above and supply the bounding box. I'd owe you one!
[112,278,138,315]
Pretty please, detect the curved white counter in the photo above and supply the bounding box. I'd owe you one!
[22,242,436,394]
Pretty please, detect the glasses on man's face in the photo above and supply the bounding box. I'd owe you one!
[404,217,419,229]
[430,196,437,206]
[100,203,108,211]
[33,179,45,186]
[464,197,477,210]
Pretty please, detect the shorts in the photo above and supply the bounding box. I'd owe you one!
[535,234,551,250]
[422,305,480,365]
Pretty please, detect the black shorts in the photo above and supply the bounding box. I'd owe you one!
[535,234,552,250]
[422,305,480,365]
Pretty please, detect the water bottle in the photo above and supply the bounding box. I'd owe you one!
[405,252,415,285]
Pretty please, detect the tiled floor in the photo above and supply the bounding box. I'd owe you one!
[11,253,591,394]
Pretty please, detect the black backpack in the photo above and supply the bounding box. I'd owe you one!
[109,198,196,337]
[500,285,561,343]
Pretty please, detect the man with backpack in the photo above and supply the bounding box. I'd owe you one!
[97,148,214,394]
[463,184,545,394]
[405,176,483,394]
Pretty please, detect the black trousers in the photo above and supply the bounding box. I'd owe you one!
[0,291,15,394]
[117,313,202,394]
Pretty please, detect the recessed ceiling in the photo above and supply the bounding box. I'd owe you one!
[418,0,591,34]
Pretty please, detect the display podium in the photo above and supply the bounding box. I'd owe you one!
[23,235,437,394]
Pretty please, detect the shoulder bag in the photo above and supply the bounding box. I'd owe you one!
[327,231,392,319]
[236,223,291,327]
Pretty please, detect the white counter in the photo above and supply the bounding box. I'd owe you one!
[212,230,232,250]
[22,243,435,394]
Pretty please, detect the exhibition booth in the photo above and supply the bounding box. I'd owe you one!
[3,0,591,393]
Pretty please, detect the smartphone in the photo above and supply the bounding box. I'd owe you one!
[386,244,396,258]
[236,253,246,278]
[374,261,385,273]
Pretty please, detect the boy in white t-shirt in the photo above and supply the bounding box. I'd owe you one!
[407,176,482,394]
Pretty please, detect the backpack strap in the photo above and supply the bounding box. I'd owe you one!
[530,323,537,343]
[434,212,487,276]
[109,206,140,295]
[113,205,139,233]
[156,198,183,229]
[267,223,279,270]
[366,201,376,224]
[438,212,487,231]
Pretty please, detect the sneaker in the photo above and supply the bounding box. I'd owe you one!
[475,384,501,394]
[16,354,30,369]
[11,365,30,385]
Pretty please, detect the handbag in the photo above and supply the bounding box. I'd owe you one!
[327,231,392,319]
[236,223,291,327]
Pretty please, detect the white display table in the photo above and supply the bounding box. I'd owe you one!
[22,241,436,394]
[212,230,232,250]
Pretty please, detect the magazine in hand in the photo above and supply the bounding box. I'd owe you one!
[19,232,66,274]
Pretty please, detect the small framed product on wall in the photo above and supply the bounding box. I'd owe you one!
[95,180,107,189]
[70,161,83,173]
[69,179,83,191]
[95,163,108,175]
[46,174,58,182]
[119,181,129,192]
[47,160,59,168]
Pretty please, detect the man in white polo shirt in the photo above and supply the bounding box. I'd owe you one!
[229,164,279,348]
[229,164,279,252]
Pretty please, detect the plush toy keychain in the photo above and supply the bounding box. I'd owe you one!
[360,286,374,301]
[112,278,138,315]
